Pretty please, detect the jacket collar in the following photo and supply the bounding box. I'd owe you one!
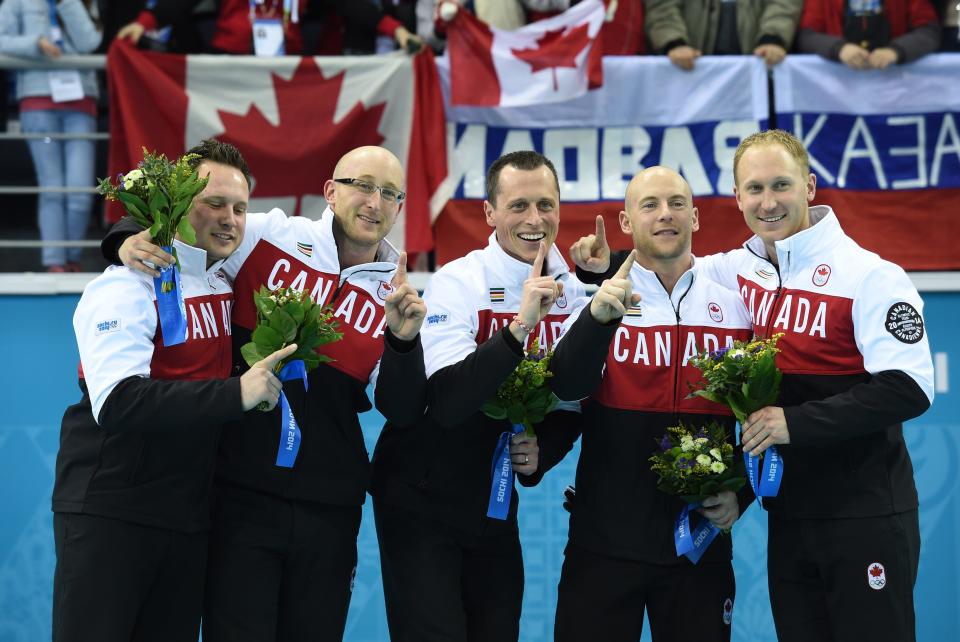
[743,205,840,278]
[629,254,697,308]
[172,239,225,276]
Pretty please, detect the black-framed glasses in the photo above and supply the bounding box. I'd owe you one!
[334,178,406,204]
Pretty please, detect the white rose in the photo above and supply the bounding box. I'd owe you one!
[681,441,696,452]
[696,454,712,466]
[695,437,709,446]
[122,169,143,190]
[710,461,726,474]
[710,448,723,461]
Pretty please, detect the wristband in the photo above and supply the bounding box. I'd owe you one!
[512,316,535,335]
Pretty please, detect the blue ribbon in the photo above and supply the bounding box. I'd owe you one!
[274,359,308,468]
[745,444,784,503]
[153,247,187,347]
[486,422,524,520]
[673,502,721,564]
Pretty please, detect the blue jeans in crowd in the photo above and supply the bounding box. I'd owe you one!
[20,109,96,268]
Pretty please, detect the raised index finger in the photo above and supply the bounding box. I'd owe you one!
[614,249,637,279]
[530,241,546,279]
[391,251,408,287]
[595,215,607,248]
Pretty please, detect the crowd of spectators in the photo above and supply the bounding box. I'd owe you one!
[0,0,957,272]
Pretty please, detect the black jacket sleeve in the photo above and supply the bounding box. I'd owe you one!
[149,0,204,29]
[549,308,619,402]
[784,370,931,446]
[374,329,427,428]
[425,327,524,427]
[101,216,146,265]
[97,375,245,433]
[517,408,582,487]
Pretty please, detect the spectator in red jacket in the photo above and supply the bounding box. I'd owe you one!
[797,0,941,69]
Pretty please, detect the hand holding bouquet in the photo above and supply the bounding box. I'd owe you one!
[481,339,559,437]
[649,421,746,505]
[688,334,785,500]
[482,339,559,519]
[97,149,209,346]
[240,286,343,468]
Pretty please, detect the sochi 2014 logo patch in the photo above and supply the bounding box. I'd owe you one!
[812,264,831,287]
[868,562,886,590]
[377,280,394,301]
[708,302,723,322]
[885,302,924,344]
[722,598,733,625]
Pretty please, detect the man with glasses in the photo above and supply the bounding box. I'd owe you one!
[102,145,428,642]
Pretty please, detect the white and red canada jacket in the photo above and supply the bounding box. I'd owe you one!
[213,207,426,505]
[699,205,935,519]
[550,260,754,564]
[372,233,586,533]
[55,241,243,532]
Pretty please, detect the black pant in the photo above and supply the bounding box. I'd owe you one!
[768,510,920,642]
[202,485,362,642]
[374,499,525,642]
[554,543,735,642]
[52,512,207,642]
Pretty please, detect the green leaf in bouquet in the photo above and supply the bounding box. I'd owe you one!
[680,494,704,505]
[527,410,546,424]
[116,191,148,218]
[699,480,720,497]
[506,403,526,425]
[720,477,746,493]
[148,185,169,215]
[177,216,197,246]
[286,300,306,325]
[267,308,297,343]
[254,292,277,318]
[481,402,508,420]
[252,324,284,352]
[170,198,191,221]
[688,389,722,404]
[148,221,163,240]
[240,342,264,368]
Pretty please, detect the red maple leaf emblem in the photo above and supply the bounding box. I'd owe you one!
[818,267,829,276]
[218,59,386,216]
[869,565,883,577]
[710,304,720,312]
[510,23,591,91]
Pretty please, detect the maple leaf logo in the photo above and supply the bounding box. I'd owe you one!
[818,267,829,276]
[710,304,720,312]
[510,23,592,91]
[869,565,884,578]
[218,59,386,216]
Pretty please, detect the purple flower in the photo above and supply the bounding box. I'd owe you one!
[709,346,731,360]
[695,428,708,440]
[659,435,671,452]
[676,456,694,470]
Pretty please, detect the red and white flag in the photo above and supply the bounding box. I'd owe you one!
[105,40,447,253]
[446,0,604,107]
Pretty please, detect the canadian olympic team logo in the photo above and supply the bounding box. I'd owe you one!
[377,281,394,301]
[812,264,831,287]
[708,302,723,322]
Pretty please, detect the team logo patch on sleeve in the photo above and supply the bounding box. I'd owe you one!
[812,264,831,287]
[377,281,394,301]
[722,598,733,625]
[95,319,120,335]
[708,302,723,322]
[868,562,886,590]
[556,291,568,309]
[885,302,924,344]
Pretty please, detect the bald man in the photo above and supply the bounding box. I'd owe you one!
[549,167,754,641]
[102,145,428,642]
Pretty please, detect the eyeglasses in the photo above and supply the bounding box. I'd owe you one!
[334,178,405,204]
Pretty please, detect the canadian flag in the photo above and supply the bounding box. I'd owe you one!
[446,0,604,107]
[105,40,447,253]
